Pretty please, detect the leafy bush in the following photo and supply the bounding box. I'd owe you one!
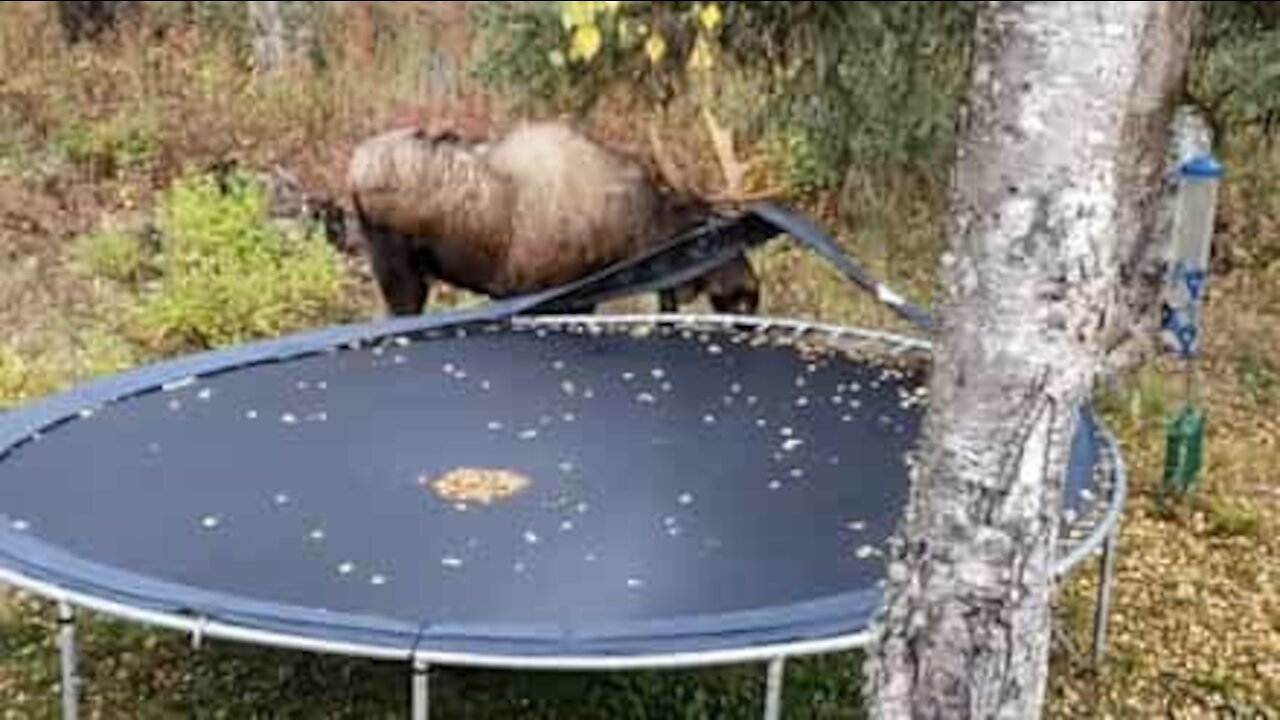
[469,2,574,113]
[761,126,833,198]
[72,225,149,284]
[1203,494,1264,540]
[470,2,976,196]
[0,344,30,407]
[131,171,354,352]
[1235,350,1279,406]
[1189,2,1280,272]
[717,2,976,193]
[51,111,159,178]
[1193,1,1280,138]
[1196,27,1280,135]
[71,328,138,380]
[143,0,252,51]
[0,344,60,408]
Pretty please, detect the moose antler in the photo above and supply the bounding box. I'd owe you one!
[701,107,744,197]
[646,117,692,196]
[646,108,782,209]
[699,107,783,205]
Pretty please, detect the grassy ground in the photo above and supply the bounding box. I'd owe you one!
[1,4,1277,718]
[1045,271,1280,718]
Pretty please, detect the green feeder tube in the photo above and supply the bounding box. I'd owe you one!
[1163,403,1205,495]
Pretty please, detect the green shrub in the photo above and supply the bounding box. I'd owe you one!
[143,0,252,52]
[51,122,94,166]
[469,2,574,113]
[51,111,159,178]
[1093,367,1170,434]
[1203,495,1264,540]
[0,345,29,408]
[72,226,149,284]
[0,332,143,408]
[132,171,354,352]
[1235,350,1279,406]
[470,2,976,196]
[762,126,836,197]
[1193,1,1280,138]
[717,2,976,195]
[72,328,138,380]
[0,344,58,408]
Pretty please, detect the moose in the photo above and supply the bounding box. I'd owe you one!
[345,112,771,317]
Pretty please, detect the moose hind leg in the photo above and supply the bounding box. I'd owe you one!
[367,229,429,316]
[658,288,678,313]
[707,255,760,316]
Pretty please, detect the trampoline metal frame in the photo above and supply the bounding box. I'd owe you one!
[0,313,1127,720]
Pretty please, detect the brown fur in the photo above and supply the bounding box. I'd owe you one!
[347,121,758,315]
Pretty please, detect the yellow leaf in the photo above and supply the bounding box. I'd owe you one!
[698,2,723,32]
[687,35,715,73]
[561,1,597,30]
[569,23,603,63]
[645,33,667,65]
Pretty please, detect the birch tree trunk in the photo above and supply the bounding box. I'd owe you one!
[247,1,287,73]
[247,1,318,74]
[1101,7,1207,377]
[864,2,1198,718]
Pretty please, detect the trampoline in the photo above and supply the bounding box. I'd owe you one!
[0,205,1126,720]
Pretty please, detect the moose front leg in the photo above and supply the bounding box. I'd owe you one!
[366,231,429,316]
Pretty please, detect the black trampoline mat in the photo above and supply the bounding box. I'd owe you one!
[0,321,1105,655]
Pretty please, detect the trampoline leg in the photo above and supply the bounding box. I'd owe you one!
[56,602,79,720]
[1092,527,1119,667]
[763,657,786,720]
[411,659,429,720]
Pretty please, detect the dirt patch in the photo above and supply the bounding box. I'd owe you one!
[0,177,70,260]
[0,176,113,352]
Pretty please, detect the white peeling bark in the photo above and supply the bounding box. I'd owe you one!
[248,1,287,73]
[247,1,318,74]
[864,3,1198,719]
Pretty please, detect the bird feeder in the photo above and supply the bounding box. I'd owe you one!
[1161,152,1222,497]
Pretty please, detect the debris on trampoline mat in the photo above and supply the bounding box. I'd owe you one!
[426,467,534,505]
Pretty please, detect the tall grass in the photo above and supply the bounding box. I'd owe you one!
[0,2,485,192]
